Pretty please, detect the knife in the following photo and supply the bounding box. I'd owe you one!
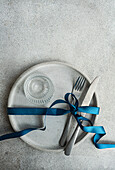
[65,76,100,156]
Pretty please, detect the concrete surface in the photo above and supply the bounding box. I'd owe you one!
[0,0,115,169]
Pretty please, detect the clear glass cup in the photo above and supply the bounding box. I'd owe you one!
[24,72,54,105]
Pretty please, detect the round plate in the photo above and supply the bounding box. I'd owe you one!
[8,61,98,152]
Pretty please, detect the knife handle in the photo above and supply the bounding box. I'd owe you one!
[65,124,80,156]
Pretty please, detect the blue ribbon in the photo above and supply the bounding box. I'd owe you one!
[0,93,115,149]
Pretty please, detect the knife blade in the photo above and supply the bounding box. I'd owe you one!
[80,76,100,115]
[65,76,100,156]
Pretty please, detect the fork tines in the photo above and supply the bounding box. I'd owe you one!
[74,76,85,91]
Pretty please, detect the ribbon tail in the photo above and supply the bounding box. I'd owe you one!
[93,133,115,149]
[0,127,45,141]
[74,115,115,149]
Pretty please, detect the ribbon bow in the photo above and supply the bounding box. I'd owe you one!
[47,92,98,123]
[0,93,115,149]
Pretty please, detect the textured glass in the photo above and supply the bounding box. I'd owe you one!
[24,72,54,105]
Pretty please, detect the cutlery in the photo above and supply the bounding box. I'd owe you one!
[59,76,86,147]
[65,76,100,156]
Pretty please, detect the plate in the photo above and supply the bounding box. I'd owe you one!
[8,61,99,151]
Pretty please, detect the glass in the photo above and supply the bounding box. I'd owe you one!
[24,72,54,105]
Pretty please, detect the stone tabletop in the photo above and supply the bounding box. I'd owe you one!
[0,0,115,169]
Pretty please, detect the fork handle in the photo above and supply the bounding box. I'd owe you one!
[59,113,72,147]
[65,124,80,156]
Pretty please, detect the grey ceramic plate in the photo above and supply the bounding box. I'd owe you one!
[8,61,98,152]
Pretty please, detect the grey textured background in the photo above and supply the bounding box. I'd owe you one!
[0,0,115,169]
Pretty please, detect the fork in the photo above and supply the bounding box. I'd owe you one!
[59,76,86,147]
[65,76,99,155]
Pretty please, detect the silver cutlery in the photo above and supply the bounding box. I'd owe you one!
[65,76,100,156]
[59,76,86,147]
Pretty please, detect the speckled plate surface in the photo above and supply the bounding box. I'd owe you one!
[8,61,98,151]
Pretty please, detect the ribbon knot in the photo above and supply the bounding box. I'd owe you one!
[64,93,79,114]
